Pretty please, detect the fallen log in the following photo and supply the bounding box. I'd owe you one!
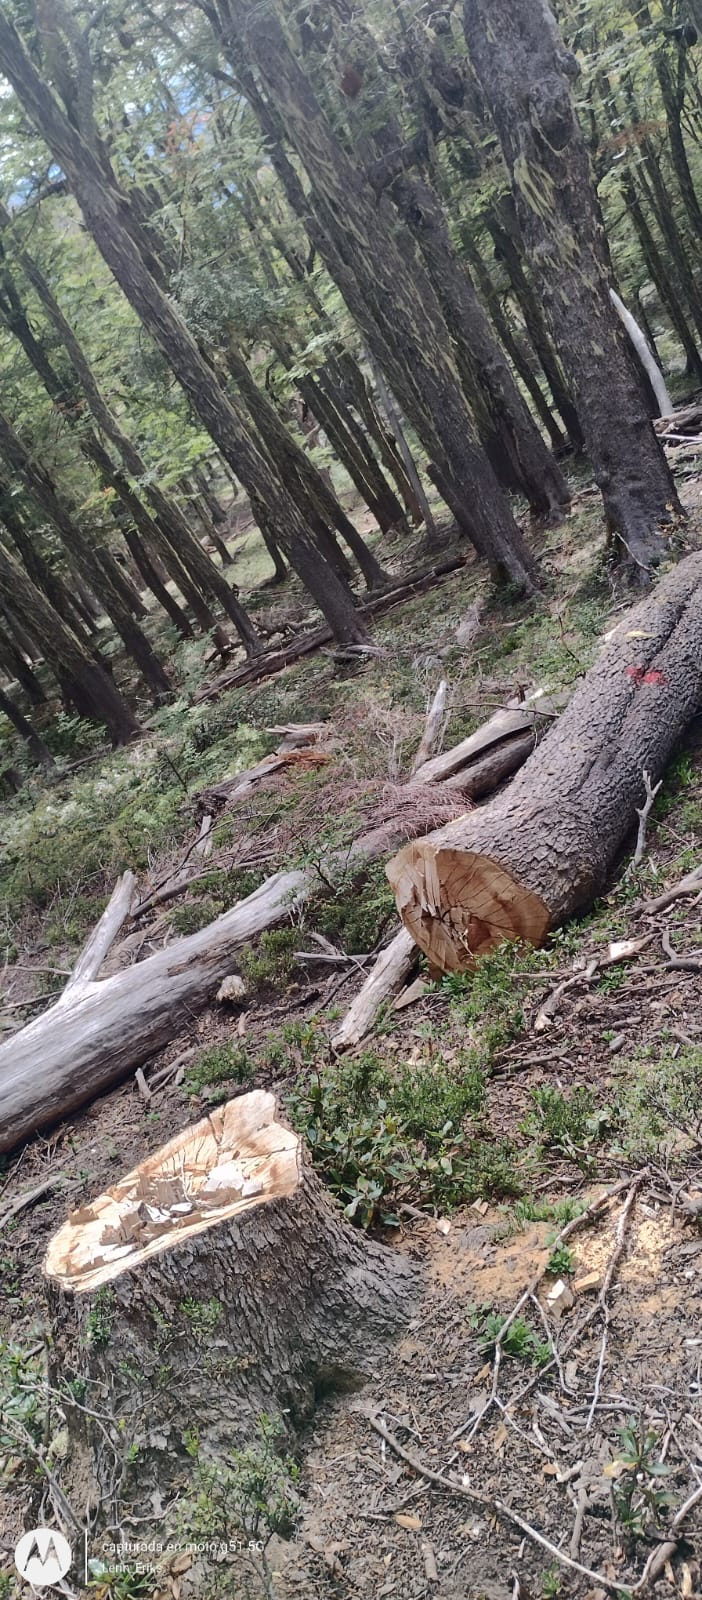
[0,696,558,1151]
[44,1091,418,1503]
[387,552,702,972]
[196,553,470,700]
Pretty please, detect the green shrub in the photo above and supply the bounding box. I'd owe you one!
[238,928,301,989]
[287,1049,521,1227]
[184,1043,254,1096]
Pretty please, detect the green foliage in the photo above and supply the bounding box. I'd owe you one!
[441,942,542,1062]
[180,1297,223,1339]
[503,1196,584,1234]
[615,1046,702,1161]
[470,1307,551,1367]
[310,863,396,954]
[177,1414,300,1546]
[85,1289,116,1350]
[0,1336,47,1454]
[288,1048,521,1227]
[610,1418,675,1544]
[542,1566,562,1598]
[184,1043,254,1097]
[546,1242,575,1277]
[238,928,301,989]
[522,1086,612,1165]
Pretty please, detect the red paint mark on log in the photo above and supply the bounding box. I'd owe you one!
[625,665,668,687]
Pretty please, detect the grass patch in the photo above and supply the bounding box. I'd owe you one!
[184,1043,254,1098]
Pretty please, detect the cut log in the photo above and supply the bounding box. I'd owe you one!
[331,928,418,1051]
[388,552,702,973]
[44,1091,418,1501]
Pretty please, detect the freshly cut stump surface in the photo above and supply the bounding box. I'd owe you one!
[44,1091,418,1505]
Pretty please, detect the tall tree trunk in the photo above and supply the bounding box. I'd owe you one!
[464,0,682,579]
[0,474,91,640]
[0,683,54,770]
[0,216,256,639]
[0,265,195,641]
[628,2,702,240]
[213,9,537,592]
[224,346,388,589]
[0,408,172,701]
[0,542,139,743]
[620,82,702,348]
[484,199,584,450]
[0,625,45,704]
[391,170,570,516]
[461,232,568,453]
[0,17,367,646]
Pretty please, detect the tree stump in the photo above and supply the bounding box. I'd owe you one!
[43,1092,418,1506]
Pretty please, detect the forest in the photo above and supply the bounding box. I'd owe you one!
[2,0,702,1595]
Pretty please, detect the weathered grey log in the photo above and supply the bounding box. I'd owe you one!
[44,1092,418,1505]
[388,553,702,971]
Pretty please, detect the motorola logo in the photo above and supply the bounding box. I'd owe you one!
[14,1527,72,1584]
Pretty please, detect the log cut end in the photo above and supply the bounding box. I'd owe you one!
[387,840,551,972]
[44,1089,299,1293]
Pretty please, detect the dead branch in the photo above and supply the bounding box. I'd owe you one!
[331,929,417,1051]
[368,1415,635,1594]
[585,1175,645,1430]
[632,769,663,869]
[451,1175,634,1444]
[62,871,136,994]
[410,678,448,776]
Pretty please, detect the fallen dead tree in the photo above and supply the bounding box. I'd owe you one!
[0,695,558,1151]
[196,553,470,700]
[44,1091,418,1503]
[387,551,702,973]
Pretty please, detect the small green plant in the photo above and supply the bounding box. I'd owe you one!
[85,1288,116,1350]
[471,1307,551,1366]
[608,1418,674,1546]
[184,1043,253,1097]
[542,1564,562,1598]
[180,1296,223,1339]
[546,1242,575,1277]
[177,1413,300,1548]
[183,1425,200,1457]
[616,1046,702,1162]
[238,928,301,989]
[522,1085,611,1166]
[288,1047,520,1227]
[502,1196,584,1235]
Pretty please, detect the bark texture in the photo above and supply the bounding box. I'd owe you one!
[463,0,682,576]
[44,1092,418,1501]
[388,552,702,971]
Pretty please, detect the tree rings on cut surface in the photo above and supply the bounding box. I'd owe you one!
[387,842,551,973]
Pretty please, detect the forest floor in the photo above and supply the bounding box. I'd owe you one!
[2,470,702,1600]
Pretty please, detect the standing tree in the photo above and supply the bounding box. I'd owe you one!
[0,11,369,647]
[463,0,682,579]
[0,542,140,744]
[199,2,539,592]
